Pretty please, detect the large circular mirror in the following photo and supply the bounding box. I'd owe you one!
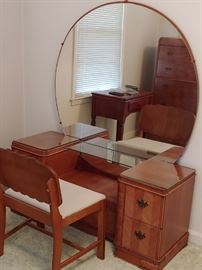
[55,2,198,148]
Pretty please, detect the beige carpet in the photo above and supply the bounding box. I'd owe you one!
[1,209,202,270]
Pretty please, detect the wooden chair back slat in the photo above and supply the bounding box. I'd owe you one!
[0,148,62,205]
[139,104,195,146]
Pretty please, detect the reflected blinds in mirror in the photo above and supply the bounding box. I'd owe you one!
[73,4,124,96]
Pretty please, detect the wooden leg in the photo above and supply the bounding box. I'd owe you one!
[97,201,106,259]
[52,228,63,270]
[0,197,6,256]
[91,116,96,126]
[116,120,124,141]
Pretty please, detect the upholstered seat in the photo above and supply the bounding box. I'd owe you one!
[116,137,176,159]
[5,179,105,218]
[115,104,195,159]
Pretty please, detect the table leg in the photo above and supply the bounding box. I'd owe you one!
[116,120,124,141]
[91,117,96,126]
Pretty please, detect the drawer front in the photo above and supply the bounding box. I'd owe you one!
[122,216,159,259]
[128,97,150,113]
[153,78,197,114]
[93,97,124,119]
[125,186,162,227]
[156,45,196,81]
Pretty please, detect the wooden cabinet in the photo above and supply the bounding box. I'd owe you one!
[115,158,195,270]
[153,37,197,114]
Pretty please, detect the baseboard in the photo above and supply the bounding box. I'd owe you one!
[188,229,202,246]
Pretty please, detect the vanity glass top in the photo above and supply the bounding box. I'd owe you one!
[68,137,151,168]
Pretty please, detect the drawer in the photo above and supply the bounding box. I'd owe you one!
[156,45,196,81]
[122,216,159,259]
[153,78,197,114]
[93,97,124,119]
[124,186,162,226]
[128,97,150,113]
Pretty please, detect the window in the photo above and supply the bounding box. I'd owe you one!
[73,4,124,97]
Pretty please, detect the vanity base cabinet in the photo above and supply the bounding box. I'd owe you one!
[115,168,195,270]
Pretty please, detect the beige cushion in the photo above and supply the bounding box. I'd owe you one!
[115,137,176,159]
[5,179,105,218]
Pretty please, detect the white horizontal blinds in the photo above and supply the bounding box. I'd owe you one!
[73,4,123,96]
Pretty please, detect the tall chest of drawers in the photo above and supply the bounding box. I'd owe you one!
[152,37,197,114]
[114,158,195,270]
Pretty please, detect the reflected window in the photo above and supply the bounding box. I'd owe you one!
[73,4,124,97]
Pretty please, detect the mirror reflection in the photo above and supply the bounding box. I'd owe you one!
[56,3,197,152]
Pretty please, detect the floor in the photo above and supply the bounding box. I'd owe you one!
[1,209,202,270]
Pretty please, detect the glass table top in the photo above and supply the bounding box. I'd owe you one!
[68,137,153,168]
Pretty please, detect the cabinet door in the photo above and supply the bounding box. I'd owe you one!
[156,45,196,81]
[122,216,159,259]
[124,186,162,227]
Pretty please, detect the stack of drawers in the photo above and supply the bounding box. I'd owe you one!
[121,185,162,259]
[152,37,197,114]
[114,160,195,270]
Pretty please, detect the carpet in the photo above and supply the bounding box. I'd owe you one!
[0,209,202,270]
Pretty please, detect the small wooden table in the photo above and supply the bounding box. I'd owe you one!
[91,90,153,140]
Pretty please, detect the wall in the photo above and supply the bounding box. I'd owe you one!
[0,0,201,245]
[0,1,24,146]
[122,4,179,138]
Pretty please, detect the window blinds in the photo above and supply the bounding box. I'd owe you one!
[73,4,124,96]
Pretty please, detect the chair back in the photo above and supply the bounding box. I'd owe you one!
[0,148,62,205]
[139,104,195,146]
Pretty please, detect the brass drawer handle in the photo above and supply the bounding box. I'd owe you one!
[135,230,145,240]
[137,199,148,208]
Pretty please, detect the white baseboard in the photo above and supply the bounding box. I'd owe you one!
[188,229,202,246]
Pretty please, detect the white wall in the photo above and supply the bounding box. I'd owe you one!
[0,0,201,245]
[0,1,24,146]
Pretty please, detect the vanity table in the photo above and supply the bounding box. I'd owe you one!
[11,125,195,269]
[91,90,153,140]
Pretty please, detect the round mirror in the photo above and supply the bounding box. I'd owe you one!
[55,2,198,147]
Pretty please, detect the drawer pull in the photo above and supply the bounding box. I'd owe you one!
[135,230,145,240]
[165,67,172,71]
[137,199,148,208]
[167,52,174,56]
